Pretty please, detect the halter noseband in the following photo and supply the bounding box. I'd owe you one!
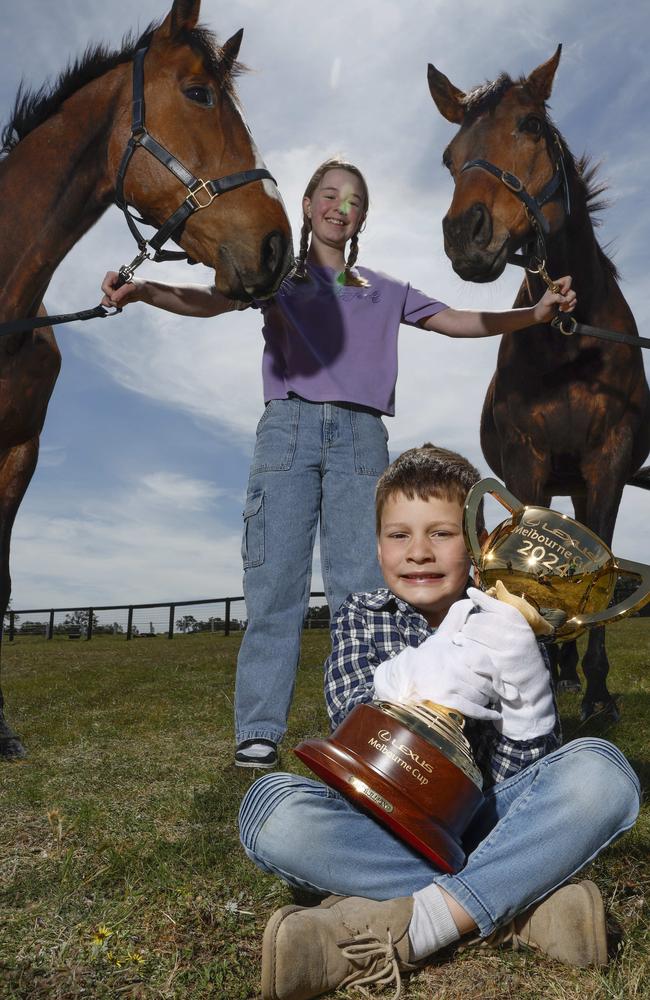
[114,33,276,285]
[459,127,570,274]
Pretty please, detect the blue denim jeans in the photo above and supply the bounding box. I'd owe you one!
[235,397,388,745]
[239,738,640,936]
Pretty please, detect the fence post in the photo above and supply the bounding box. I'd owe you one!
[47,610,54,640]
[225,599,231,637]
[168,604,175,640]
[86,608,94,641]
[9,611,15,642]
[126,607,133,641]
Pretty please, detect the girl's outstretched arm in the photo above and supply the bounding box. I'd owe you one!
[100,271,246,317]
[420,275,576,338]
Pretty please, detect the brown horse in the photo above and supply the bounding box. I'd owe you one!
[0,0,292,757]
[428,47,650,721]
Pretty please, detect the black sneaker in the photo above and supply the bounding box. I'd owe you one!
[234,739,278,769]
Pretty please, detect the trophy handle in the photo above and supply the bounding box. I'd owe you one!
[571,558,650,629]
[463,477,525,566]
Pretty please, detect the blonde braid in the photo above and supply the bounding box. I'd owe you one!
[292,218,312,281]
[343,232,370,287]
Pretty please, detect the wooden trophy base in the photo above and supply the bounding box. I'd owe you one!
[294,701,484,874]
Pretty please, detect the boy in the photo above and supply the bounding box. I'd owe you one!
[239,445,640,1000]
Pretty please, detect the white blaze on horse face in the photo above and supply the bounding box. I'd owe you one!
[239,111,285,206]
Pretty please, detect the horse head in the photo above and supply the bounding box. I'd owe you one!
[427,47,568,283]
[107,0,292,300]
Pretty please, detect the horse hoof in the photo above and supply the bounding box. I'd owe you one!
[557,680,581,694]
[0,736,27,759]
[580,700,620,724]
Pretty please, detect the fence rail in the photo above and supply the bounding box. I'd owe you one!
[5,592,328,641]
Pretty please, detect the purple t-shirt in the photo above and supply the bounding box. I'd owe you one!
[257,264,448,416]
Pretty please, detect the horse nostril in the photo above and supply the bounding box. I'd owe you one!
[261,230,289,278]
[470,203,492,248]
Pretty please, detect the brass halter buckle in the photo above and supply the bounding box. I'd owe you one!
[187,179,218,210]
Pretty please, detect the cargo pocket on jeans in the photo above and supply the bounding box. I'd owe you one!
[241,490,265,569]
[351,410,390,475]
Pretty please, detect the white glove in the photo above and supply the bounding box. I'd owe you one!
[373,602,501,722]
[450,587,556,739]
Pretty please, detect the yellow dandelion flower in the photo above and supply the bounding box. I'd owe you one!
[92,924,113,945]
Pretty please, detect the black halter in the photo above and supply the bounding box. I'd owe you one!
[0,31,279,338]
[113,33,276,285]
[458,131,650,350]
[460,127,571,273]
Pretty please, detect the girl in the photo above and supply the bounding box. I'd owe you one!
[101,156,576,769]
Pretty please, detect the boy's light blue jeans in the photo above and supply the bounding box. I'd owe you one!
[239,738,640,937]
[235,397,388,746]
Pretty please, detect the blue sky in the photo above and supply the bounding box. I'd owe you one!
[2,0,649,613]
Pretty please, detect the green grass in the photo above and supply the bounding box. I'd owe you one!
[0,623,648,999]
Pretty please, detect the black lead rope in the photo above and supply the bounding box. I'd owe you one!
[0,32,276,337]
[0,305,117,338]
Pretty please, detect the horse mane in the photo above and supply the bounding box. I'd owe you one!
[463,73,618,280]
[1,21,244,157]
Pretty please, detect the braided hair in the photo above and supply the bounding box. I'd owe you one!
[293,157,370,287]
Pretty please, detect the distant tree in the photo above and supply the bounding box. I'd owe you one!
[176,615,201,633]
[62,610,99,635]
[94,621,125,635]
[304,604,330,628]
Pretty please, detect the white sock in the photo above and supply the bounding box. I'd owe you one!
[409,884,461,961]
[237,741,274,757]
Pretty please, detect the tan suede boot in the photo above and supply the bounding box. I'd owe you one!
[482,880,608,967]
[261,894,417,1000]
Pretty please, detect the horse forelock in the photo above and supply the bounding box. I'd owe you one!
[0,20,245,157]
[461,73,514,121]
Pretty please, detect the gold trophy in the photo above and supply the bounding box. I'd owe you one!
[463,478,650,641]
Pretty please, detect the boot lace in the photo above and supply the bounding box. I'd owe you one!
[339,929,402,998]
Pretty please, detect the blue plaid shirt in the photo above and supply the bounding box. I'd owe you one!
[324,588,561,789]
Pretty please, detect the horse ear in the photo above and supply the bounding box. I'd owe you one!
[526,45,562,102]
[222,28,244,68]
[427,64,466,124]
[160,0,201,39]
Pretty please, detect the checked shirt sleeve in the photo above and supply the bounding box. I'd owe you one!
[324,599,379,731]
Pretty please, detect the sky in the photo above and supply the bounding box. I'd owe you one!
[1,0,649,618]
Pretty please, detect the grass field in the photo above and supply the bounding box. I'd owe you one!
[0,622,648,999]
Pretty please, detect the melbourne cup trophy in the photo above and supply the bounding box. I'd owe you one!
[294,478,650,874]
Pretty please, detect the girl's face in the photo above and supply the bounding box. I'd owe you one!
[303,168,366,252]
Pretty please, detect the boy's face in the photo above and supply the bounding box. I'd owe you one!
[377,491,472,627]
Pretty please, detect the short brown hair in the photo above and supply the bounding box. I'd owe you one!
[375,443,484,535]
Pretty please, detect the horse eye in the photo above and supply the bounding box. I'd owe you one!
[521,116,543,137]
[184,86,214,107]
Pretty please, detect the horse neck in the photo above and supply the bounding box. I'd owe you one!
[0,66,127,319]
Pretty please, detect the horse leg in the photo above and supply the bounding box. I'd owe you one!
[573,484,622,723]
[548,641,581,693]
[0,436,40,759]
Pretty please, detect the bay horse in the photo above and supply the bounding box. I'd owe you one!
[0,0,292,757]
[427,46,650,721]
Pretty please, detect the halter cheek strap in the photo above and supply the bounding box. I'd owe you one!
[114,36,276,285]
[460,129,570,270]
